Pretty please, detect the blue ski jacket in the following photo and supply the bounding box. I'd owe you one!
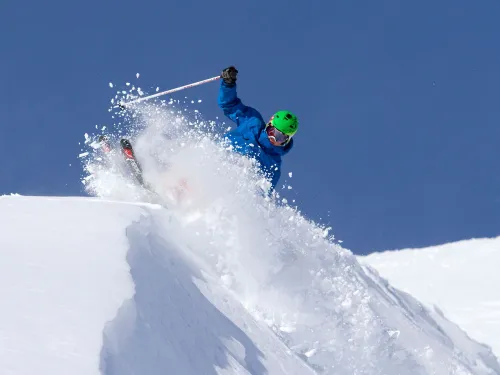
[218,81,293,190]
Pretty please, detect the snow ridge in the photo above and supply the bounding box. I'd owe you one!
[1,194,499,374]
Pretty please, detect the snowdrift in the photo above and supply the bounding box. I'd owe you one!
[360,237,500,359]
[1,195,499,375]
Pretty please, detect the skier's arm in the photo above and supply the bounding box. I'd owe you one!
[218,66,262,125]
[218,81,260,124]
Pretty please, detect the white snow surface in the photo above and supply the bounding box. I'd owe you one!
[2,196,499,375]
[0,196,313,375]
[360,237,500,359]
[2,98,498,374]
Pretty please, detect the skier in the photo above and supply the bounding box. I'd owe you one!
[218,66,299,190]
[100,67,298,193]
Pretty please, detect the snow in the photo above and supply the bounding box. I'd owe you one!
[0,197,138,374]
[0,196,312,375]
[3,99,498,374]
[2,193,499,374]
[360,237,500,358]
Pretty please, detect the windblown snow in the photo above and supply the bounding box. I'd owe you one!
[1,91,499,374]
[360,237,500,360]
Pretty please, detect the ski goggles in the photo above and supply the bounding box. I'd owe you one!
[266,122,290,146]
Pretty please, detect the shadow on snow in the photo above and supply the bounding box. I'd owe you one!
[100,214,267,375]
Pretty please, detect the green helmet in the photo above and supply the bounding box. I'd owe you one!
[271,110,299,136]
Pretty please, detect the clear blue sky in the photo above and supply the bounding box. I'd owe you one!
[1,0,499,255]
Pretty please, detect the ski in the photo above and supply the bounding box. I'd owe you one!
[119,138,145,186]
[119,138,169,207]
[94,135,168,208]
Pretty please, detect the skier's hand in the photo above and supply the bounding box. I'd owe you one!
[221,66,238,86]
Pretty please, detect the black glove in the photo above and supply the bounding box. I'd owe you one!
[221,66,238,86]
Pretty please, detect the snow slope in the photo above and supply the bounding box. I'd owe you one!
[360,237,500,359]
[1,195,499,375]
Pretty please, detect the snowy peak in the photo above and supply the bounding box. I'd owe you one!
[360,237,500,361]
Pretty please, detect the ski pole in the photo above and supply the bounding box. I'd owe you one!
[118,75,221,108]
